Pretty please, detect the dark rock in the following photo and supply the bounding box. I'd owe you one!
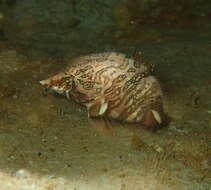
[1,0,210,50]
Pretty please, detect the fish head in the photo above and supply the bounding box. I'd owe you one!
[40,72,75,97]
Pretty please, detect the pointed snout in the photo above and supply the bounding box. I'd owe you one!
[40,78,51,86]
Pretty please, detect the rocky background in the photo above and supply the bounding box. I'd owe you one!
[0,1,211,190]
[0,0,210,51]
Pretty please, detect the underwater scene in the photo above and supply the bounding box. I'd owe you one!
[0,0,210,189]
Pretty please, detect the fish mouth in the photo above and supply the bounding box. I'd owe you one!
[40,79,61,93]
[40,79,68,99]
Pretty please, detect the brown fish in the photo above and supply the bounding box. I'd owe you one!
[40,52,165,130]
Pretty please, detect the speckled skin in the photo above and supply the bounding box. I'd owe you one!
[40,52,165,128]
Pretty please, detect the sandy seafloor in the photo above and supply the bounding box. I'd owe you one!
[0,25,210,190]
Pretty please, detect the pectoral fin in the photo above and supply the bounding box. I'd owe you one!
[142,110,162,131]
[87,101,108,118]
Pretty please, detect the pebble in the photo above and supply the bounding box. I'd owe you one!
[207,110,211,114]
[20,184,37,190]
[14,169,29,179]
[58,177,66,185]
[12,94,18,99]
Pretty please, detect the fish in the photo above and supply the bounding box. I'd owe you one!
[40,52,166,130]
